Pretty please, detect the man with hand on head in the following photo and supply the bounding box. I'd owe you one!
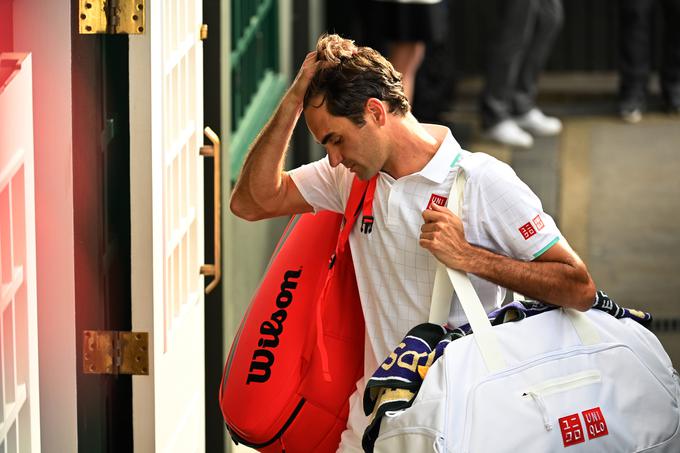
[230,34,596,452]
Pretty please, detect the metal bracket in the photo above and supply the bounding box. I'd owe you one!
[79,0,145,35]
[83,330,149,375]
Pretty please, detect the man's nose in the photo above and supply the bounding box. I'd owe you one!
[327,149,342,167]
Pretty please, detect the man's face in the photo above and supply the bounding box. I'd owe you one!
[304,97,388,180]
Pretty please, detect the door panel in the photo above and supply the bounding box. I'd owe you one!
[129,0,205,451]
[0,53,41,453]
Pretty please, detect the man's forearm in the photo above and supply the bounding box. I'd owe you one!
[230,94,301,218]
[461,245,596,310]
[420,205,596,310]
[231,51,323,220]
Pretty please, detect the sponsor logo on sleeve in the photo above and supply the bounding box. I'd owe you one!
[519,214,546,240]
[519,222,537,240]
[533,214,545,230]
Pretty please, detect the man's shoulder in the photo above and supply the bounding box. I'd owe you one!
[457,150,513,181]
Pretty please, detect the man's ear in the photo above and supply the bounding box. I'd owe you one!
[365,98,387,126]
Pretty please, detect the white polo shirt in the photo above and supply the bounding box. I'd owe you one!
[288,125,561,376]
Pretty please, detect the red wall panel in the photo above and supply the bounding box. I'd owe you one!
[0,0,14,52]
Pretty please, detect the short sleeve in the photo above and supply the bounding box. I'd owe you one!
[287,156,353,214]
[465,159,561,261]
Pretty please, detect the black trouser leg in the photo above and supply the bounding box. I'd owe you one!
[480,0,536,129]
[618,0,655,104]
[661,0,680,106]
[512,0,564,116]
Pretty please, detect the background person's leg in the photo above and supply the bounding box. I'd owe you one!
[388,41,427,103]
[512,0,564,136]
[480,0,536,129]
[661,0,680,112]
[512,0,563,116]
[618,0,655,121]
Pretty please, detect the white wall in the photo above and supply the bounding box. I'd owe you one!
[12,1,78,452]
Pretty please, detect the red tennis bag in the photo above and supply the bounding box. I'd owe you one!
[219,177,377,452]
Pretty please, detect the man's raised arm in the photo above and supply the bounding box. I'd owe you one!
[230,52,321,221]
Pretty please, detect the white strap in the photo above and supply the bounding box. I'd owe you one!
[427,171,599,374]
[428,174,465,325]
[428,172,507,373]
[563,308,600,345]
[428,266,453,325]
[445,268,508,372]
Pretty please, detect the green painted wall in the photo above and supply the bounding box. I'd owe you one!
[223,214,288,348]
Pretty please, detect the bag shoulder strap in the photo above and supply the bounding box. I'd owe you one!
[428,172,467,324]
[429,169,599,374]
[316,175,377,381]
[429,170,508,372]
[337,175,378,253]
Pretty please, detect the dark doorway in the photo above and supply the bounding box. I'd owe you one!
[71,8,133,452]
[202,0,226,451]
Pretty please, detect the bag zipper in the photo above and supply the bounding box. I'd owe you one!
[458,344,618,449]
[524,369,602,397]
[522,370,601,432]
[524,391,552,431]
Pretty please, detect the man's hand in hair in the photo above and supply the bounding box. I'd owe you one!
[287,51,328,109]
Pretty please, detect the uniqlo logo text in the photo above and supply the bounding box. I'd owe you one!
[582,407,609,440]
[533,214,545,230]
[427,194,448,209]
[519,222,537,240]
[559,414,585,447]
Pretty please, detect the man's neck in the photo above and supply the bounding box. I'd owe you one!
[382,113,444,179]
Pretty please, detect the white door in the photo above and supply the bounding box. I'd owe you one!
[0,53,41,452]
[128,1,206,451]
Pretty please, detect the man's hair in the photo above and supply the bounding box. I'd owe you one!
[303,34,409,126]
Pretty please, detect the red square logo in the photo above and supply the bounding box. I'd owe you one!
[533,214,545,231]
[519,222,537,240]
[582,407,609,440]
[427,194,448,209]
[559,413,585,447]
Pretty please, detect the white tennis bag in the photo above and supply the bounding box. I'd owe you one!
[373,176,680,453]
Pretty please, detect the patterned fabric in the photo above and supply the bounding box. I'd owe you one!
[360,291,653,452]
[591,290,652,325]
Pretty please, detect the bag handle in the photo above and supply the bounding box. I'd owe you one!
[428,171,599,374]
[428,172,508,372]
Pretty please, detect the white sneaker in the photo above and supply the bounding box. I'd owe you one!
[483,119,534,148]
[514,108,562,136]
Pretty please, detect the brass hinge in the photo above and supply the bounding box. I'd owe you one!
[200,24,208,41]
[83,330,149,375]
[79,0,146,35]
